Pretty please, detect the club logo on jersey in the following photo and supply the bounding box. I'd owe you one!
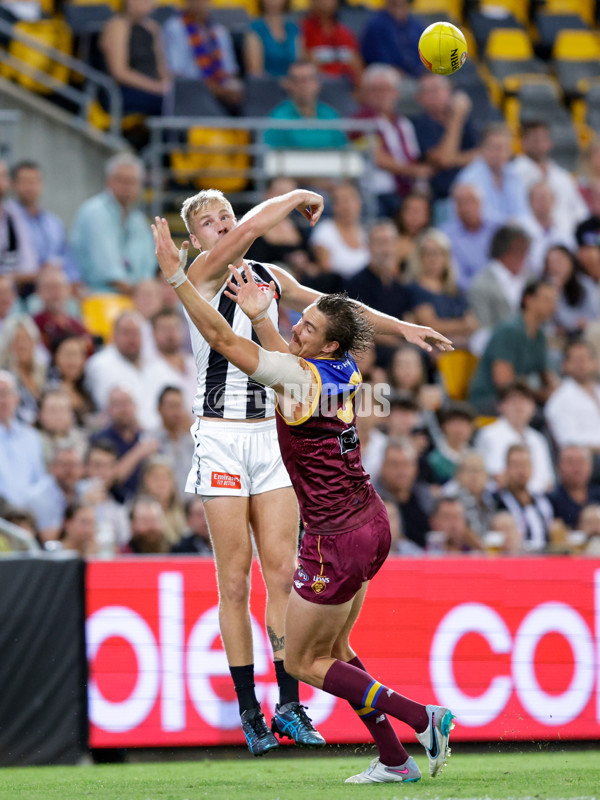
[338,426,359,455]
[311,575,329,594]
[210,471,241,489]
[312,575,330,583]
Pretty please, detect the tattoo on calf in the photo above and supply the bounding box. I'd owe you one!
[267,626,285,654]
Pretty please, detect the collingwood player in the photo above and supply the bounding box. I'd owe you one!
[171,188,452,755]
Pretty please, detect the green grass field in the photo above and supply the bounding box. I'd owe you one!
[0,750,596,800]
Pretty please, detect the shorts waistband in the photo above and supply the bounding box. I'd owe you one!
[196,416,276,434]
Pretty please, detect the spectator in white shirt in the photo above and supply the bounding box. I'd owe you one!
[84,310,176,430]
[310,181,370,280]
[544,339,600,452]
[521,181,576,275]
[475,380,555,494]
[513,120,588,234]
[151,308,196,412]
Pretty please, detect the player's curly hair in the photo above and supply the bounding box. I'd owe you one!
[315,293,374,359]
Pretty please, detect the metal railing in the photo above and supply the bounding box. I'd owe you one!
[0,517,41,553]
[0,16,123,139]
[145,116,381,218]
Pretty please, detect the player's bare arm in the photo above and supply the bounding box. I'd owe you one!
[225,264,291,354]
[153,217,261,376]
[187,190,324,292]
[269,265,454,353]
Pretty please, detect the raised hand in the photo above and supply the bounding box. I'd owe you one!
[402,323,454,353]
[224,264,276,320]
[152,216,189,282]
[295,191,324,227]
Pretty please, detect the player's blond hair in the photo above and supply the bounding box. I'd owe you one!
[180,190,235,234]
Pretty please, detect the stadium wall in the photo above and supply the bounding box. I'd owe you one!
[0,556,87,766]
[87,557,600,748]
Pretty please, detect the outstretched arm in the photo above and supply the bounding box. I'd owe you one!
[270,265,454,353]
[153,218,261,376]
[188,189,325,288]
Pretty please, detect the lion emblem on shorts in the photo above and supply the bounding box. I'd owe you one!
[311,580,327,594]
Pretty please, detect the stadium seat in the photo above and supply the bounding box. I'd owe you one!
[468,8,523,54]
[0,19,72,95]
[338,6,372,39]
[543,0,595,27]
[553,30,600,96]
[413,0,462,21]
[210,7,251,33]
[436,350,478,402]
[212,0,258,13]
[485,28,548,85]
[319,76,359,117]
[572,78,600,145]
[242,75,286,117]
[81,294,134,342]
[171,128,250,192]
[63,4,113,35]
[164,78,227,117]
[535,13,588,56]
[69,0,120,11]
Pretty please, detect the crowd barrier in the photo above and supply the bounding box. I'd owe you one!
[87,556,600,748]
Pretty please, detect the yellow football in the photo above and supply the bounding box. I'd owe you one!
[418,21,468,76]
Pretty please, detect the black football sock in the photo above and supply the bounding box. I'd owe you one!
[230,664,260,715]
[274,659,300,707]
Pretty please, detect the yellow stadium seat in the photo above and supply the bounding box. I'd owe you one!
[171,127,250,193]
[544,0,595,27]
[413,0,462,20]
[486,28,534,60]
[436,350,478,402]
[0,20,72,95]
[346,0,384,6]
[474,415,497,429]
[81,294,135,342]
[553,29,600,60]
[212,0,259,13]
[69,0,121,10]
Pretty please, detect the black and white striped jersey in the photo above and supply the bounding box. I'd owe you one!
[185,260,282,420]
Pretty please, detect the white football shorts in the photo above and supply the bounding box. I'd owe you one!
[185,417,292,498]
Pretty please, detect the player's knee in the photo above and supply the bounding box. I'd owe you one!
[218,573,251,607]
[263,558,295,596]
[283,655,303,682]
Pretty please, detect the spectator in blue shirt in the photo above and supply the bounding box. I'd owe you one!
[243,0,300,79]
[360,0,425,77]
[454,122,529,226]
[265,60,347,149]
[70,153,156,294]
[411,73,479,202]
[11,161,81,284]
[441,183,498,291]
[0,369,46,508]
[24,443,84,542]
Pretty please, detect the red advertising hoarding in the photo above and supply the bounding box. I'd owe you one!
[86,557,600,747]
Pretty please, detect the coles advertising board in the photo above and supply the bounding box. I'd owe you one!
[86,557,599,747]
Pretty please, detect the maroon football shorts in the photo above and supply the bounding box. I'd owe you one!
[293,501,392,605]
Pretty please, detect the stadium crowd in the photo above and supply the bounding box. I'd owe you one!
[1,0,600,558]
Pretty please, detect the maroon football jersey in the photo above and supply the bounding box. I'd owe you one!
[275,355,380,535]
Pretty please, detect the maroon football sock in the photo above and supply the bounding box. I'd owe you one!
[347,655,408,766]
[323,658,429,733]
